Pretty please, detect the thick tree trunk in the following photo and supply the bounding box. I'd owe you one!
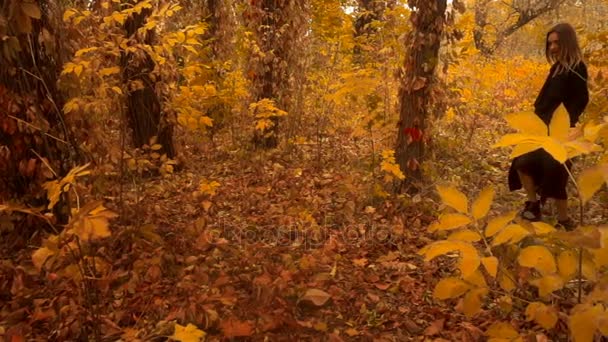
[120,2,175,158]
[394,0,447,193]
[0,0,73,207]
[353,0,387,64]
[247,0,308,149]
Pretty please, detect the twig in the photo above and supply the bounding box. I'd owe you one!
[7,115,68,144]
[564,163,584,303]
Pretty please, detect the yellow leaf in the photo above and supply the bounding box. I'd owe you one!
[485,211,517,237]
[457,242,481,278]
[199,116,213,128]
[481,256,498,277]
[74,64,84,77]
[569,304,602,342]
[63,9,78,22]
[463,288,487,318]
[184,45,198,54]
[498,268,516,292]
[505,111,548,135]
[419,241,480,277]
[549,105,570,141]
[463,269,487,288]
[111,86,123,95]
[99,66,120,77]
[176,31,186,43]
[542,138,568,163]
[171,323,206,342]
[486,322,520,339]
[558,250,578,279]
[582,255,597,281]
[433,277,470,299]
[472,186,495,220]
[448,229,481,242]
[436,185,468,214]
[429,213,472,231]
[71,204,117,241]
[531,221,556,235]
[518,246,557,275]
[491,224,530,246]
[530,274,564,297]
[510,141,542,159]
[492,133,530,148]
[525,302,558,330]
[578,165,607,204]
[32,247,55,271]
[150,144,162,151]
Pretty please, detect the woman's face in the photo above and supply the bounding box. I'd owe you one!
[548,32,560,58]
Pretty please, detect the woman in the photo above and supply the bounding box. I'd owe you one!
[508,23,589,230]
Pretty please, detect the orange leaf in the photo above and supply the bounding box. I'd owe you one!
[220,318,254,338]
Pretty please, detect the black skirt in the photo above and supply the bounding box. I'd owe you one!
[508,148,572,200]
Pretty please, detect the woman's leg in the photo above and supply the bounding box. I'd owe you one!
[517,170,538,201]
[556,199,569,221]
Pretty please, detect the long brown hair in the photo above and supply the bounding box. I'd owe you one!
[546,23,584,75]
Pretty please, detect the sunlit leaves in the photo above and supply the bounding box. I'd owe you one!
[578,164,608,204]
[436,185,468,214]
[525,302,558,330]
[494,105,607,163]
[428,213,472,231]
[558,250,578,279]
[530,274,564,297]
[485,211,517,237]
[491,224,530,246]
[517,246,557,276]
[419,240,480,278]
[472,186,494,220]
[505,111,547,135]
[68,202,117,241]
[380,150,405,180]
[171,323,206,342]
[486,322,521,342]
[43,163,91,210]
[433,277,470,299]
[481,256,498,277]
[569,304,605,342]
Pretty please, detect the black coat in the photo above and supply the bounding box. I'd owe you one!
[508,61,589,200]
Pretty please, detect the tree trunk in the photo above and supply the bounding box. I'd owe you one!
[246,0,308,149]
[120,1,175,158]
[0,0,74,209]
[353,0,387,64]
[394,0,447,193]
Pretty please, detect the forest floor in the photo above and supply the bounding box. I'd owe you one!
[110,114,606,341]
[2,115,607,341]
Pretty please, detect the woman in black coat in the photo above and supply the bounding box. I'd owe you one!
[508,23,589,229]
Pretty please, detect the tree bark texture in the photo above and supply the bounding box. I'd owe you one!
[0,0,74,205]
[120,2,175,157]
[395,0,447,193]
[246,0,308,149]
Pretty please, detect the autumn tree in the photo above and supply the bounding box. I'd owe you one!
[244,0,309,148]
[474,0,565,55]
[120,0,176,158]
[353,0,396,64]
[0,0,75,208]
[394,0,448,192]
